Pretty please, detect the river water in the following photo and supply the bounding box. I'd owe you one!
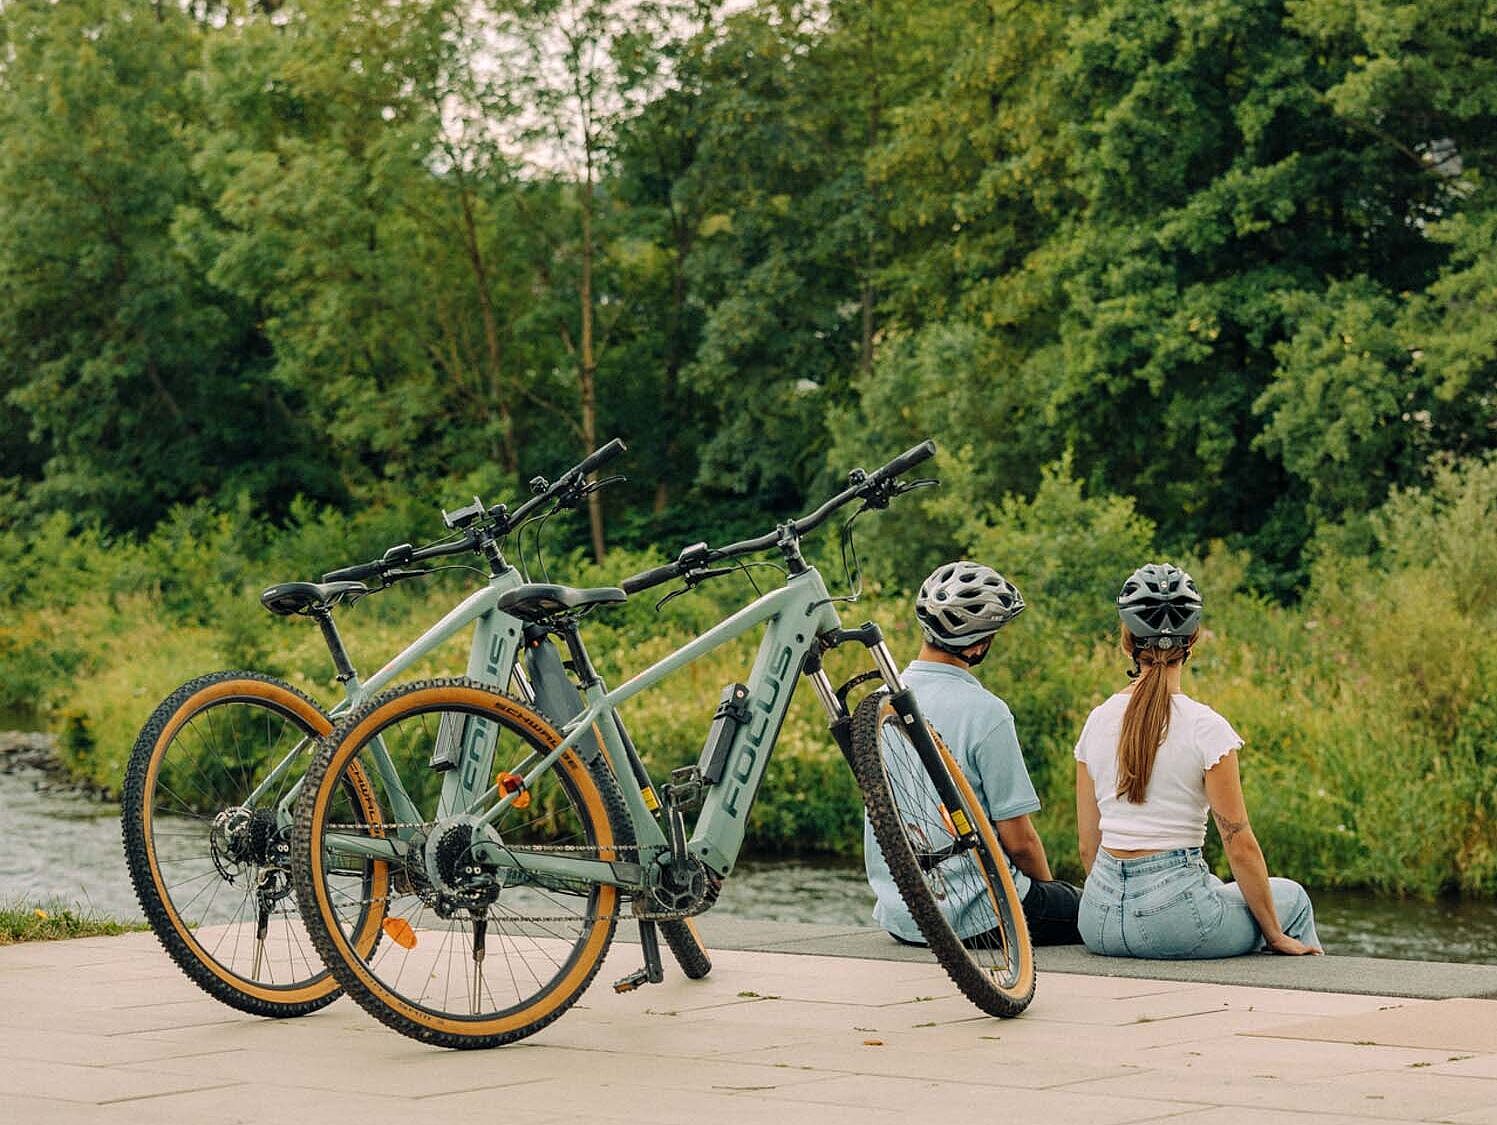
[3,753,1493,963]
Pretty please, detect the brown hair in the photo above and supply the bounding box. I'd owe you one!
[1116,629,1199,803]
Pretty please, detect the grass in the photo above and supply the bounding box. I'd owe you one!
[1,456,1493,897]
[0,901,148,945]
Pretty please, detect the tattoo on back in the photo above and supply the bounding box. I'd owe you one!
[1213,811,1249,846]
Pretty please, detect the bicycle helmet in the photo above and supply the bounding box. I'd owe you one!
[916,561,1025,650]
[1117,563,1201,649]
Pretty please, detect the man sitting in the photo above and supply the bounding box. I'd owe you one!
[865,561,1083,946]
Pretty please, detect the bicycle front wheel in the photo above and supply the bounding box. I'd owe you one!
[292,678,627,1049]
[850,691,1035,1017]
[121,672,380,1017]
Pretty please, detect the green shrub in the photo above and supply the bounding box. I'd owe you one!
[2,459,1494,891]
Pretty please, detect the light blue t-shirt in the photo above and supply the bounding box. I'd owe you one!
[864,660,1041,941]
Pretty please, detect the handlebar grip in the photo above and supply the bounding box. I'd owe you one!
[876,439,937,481]
[575,437,627,478]
[321,559,384,583]
[621,562,679,596]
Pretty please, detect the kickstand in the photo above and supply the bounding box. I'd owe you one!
[613,918,666,993]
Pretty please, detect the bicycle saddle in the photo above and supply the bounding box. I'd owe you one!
[259,580,369,617]
[494,583,628,621]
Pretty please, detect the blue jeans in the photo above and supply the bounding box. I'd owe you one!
[1079,848,1320,959]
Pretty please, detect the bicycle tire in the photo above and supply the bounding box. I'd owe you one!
[121,671,381,1017]
[292,677,628,1049]
[661,918,712,979]
[849,691,1035,1017]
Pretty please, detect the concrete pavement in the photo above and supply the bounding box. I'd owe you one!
[2,927,1496,1124]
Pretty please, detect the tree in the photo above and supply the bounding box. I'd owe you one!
[0,0,333,530]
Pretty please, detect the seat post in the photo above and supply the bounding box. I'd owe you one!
[554,620,600,690]
[311,608,356,683]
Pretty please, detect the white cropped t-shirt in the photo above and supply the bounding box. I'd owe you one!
[1073,692,1243,851]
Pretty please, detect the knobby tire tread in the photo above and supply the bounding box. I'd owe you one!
[849,691,1035,1018]
[292,677,630,1049]
[121,670,341,1019]
[660,919,713,979]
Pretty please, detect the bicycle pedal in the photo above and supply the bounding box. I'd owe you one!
[613,968,653,994]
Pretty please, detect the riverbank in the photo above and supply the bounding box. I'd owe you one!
[3,457,1495,897]
[4,740,1497,964]
[4,927,1496,1122]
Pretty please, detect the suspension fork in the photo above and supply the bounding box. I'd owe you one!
[806,622,979,841]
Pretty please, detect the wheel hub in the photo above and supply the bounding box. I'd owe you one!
[210,806,282,880]
[423,815,501,915]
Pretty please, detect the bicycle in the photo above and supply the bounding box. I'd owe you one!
[121,439,710,1019]
[291,439,1035,1049]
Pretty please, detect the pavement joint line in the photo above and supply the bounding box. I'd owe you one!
[414,1075,555,1100]
[105,1017,246,1037]
[94,1081,246,1106]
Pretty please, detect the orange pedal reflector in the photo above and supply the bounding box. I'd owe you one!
[497,771,532,809]
[382,917,417,949]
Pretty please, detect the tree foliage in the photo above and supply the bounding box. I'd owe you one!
[0,0,1492,591]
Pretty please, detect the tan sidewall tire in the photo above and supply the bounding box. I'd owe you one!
[125,673,374,1014]
[298,681,621,1045]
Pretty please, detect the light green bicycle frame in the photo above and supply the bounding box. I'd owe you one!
[322,566,849,890]
[246,567,530,830]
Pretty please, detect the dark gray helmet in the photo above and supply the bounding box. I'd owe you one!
[916,561,1025,649]
[1117,563,1202,648]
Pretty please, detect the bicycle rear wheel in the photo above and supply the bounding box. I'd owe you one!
[292,678,627,1049]
[121,672,381,1017]
[661,918,712,979]
[850,691,1034,1017]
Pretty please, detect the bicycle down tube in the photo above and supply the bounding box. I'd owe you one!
[451,567,848,890]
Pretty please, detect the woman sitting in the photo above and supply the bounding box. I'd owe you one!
[1074,564,1321,959]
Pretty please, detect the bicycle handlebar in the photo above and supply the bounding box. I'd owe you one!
[577,437,627,479]
[620,561,684,596]
[879,439,936,481]
[321,439,628,583]
[618,439,937,596]
[321,558,386,583]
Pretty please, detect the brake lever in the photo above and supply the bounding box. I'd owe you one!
[580,473,627,496]
[379,568,429,587]
[894,477,939,495]
[653,565,736,612]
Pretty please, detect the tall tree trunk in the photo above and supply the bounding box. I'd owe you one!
[455,171,517,474]
[580,169,605,562]
[859,0,882,378]
[655,205,690,515]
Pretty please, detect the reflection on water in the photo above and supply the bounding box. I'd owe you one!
[3,760,1494,964]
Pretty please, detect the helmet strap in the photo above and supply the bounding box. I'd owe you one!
[932,637,992,667]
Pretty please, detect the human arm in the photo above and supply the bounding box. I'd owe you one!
[995,814,1053,883]
[968,710,1048,880]
[1203,751,1320,955]
[1075,762,1100,876]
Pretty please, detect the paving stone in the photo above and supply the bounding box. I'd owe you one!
[1252,998,1497,1053]
[6,924,1495,1122]
[1058,1065,1497,1121]
[745,1070,1194,1121]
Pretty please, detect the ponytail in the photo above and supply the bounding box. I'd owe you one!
[1116,630,1195,803]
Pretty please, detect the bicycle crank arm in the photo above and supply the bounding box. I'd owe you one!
[614,919,665,993]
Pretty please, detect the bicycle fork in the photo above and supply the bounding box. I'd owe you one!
[807,623,980,842]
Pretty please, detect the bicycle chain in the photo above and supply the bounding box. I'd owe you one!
[326,822,645,856]
[321,823,697,921]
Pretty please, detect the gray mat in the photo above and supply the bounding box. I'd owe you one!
[614,916,1497,1000]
